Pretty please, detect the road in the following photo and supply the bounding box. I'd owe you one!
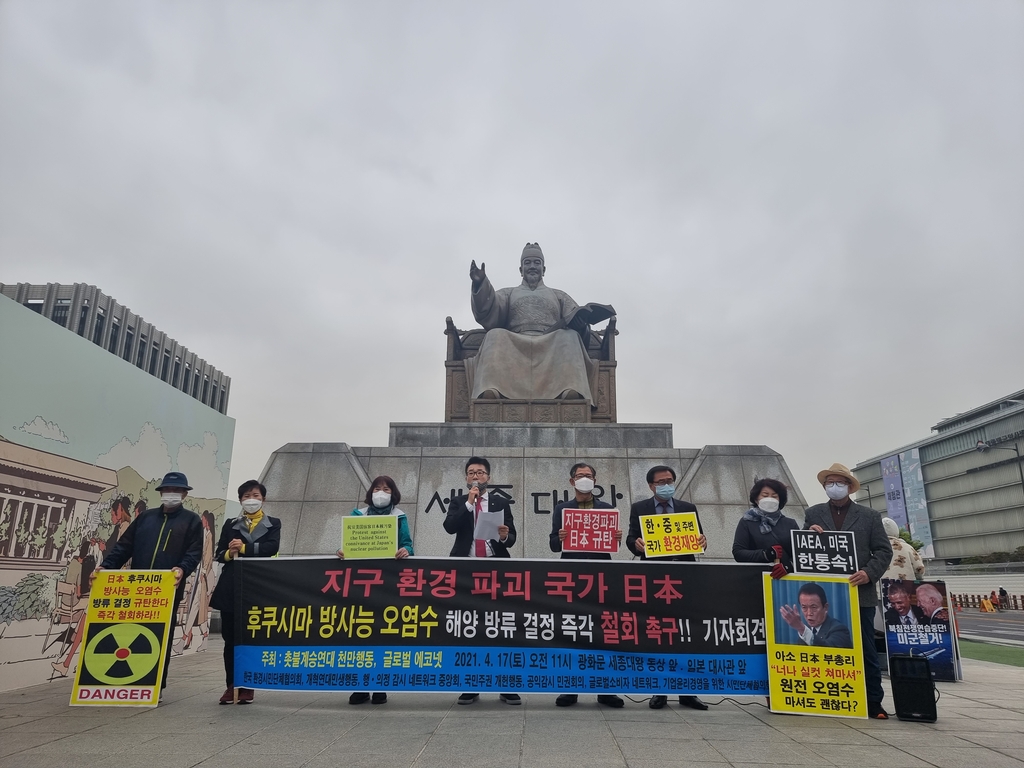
[954,608,1024,645]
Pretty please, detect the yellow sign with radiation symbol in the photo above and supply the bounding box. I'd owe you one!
[71,570,176,707]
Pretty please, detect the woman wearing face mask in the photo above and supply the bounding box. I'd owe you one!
[732,478,798,578]
[337,475,413,705]
[210,480,282,705]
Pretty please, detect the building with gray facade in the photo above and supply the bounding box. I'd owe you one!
[0,282,230,413]
[854,389,1024,561]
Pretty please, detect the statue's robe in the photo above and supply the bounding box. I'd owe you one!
[466,278,610,402]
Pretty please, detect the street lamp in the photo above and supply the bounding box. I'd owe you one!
[976,440,1024,506]
[859,483,873,509]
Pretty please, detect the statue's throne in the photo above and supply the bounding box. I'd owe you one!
[443,317,618,423]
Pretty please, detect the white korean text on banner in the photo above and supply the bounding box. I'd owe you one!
[791,530,858,576]
[881,578,961,682]
[234,557,770,696]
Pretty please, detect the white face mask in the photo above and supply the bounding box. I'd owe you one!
[372,491,392,508]
[824,482,850,501]
[241,499,263,514]
[757,497,780,514]
[573,477,595,494]
[161,493,183,508]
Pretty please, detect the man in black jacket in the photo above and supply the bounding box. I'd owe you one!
[93,471,204,692]
[626,465,708,711]
[550,462,624,709]
[444,456,519,705]
[443,456,516,558]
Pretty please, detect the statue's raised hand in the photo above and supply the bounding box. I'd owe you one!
[469,260,486,288]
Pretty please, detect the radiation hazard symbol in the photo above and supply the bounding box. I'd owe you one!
[80,623,164,686]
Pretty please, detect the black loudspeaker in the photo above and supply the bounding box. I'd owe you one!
[889,654,937,723]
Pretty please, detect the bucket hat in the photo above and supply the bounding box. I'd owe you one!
[156,471,193,491]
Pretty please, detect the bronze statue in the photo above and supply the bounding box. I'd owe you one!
[466,243,615,403]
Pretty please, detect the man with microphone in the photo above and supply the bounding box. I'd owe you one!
[443,456,518,705]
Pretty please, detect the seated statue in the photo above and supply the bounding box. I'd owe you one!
[466,243,615,403]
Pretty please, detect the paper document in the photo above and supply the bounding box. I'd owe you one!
[473,509,503,541]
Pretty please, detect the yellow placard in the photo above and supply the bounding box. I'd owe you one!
[71,569,176,707]
[641,511,703,557]
[343,515,398,559]
[763,573,867,718]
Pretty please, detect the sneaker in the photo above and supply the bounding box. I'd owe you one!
[371,692,388,705]
[868,702,890,720]
[218,687,234,705]
[555,694,578,707]
[349,692,370,705]
[499,693,521,705]
[597,695,624,708]
[237,688,254,704]
[649,695,667,709]
[457,693,479,705]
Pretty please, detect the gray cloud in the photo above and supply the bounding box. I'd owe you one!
[1,1,1021,507]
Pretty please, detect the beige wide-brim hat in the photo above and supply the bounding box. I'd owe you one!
[816,462,861,493]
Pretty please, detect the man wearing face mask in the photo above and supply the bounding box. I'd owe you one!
[444,456,518,705]
[804,462,893,720]
[549,462,624,709]
[92,471,204,694]
[626,465,708,711]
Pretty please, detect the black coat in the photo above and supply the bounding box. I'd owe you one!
[732,514,799,573]
[626,497,703,561]
[444,492,516,557]
[209,514,281,613]
[101,505,203,596]
[549,498,616,560]
[804,501,893,609]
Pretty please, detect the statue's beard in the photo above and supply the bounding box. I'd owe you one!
[523,271,542,288]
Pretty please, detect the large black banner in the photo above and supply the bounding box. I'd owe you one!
[234,557,770,695]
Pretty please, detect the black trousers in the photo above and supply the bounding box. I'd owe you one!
[221,610,236,688]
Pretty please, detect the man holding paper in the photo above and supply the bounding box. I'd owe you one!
[444,456,519,706]
[549,462,624,709]
[444,456,516,559]
[626,464,708,711]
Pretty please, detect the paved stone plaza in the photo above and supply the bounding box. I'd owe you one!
[2,638,1023,768]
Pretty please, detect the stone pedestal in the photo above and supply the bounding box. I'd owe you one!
[259,423,807,563]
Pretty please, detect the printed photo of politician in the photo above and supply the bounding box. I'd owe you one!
[774,580,855,649]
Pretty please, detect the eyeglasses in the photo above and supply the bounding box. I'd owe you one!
[466,470,489,477]
[573,474,595,480]
[652,479,674,486]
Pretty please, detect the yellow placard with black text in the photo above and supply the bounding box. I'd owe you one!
[641,511,703,557]
[763,573,867,718]
[71,569,176,707]
[343,515,398,559]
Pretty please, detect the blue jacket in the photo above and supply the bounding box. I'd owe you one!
[101,505,204,591]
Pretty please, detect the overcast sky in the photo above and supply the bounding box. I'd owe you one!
[2,1,1022,506]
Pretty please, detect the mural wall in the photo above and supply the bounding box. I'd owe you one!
[0,294,235,692]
